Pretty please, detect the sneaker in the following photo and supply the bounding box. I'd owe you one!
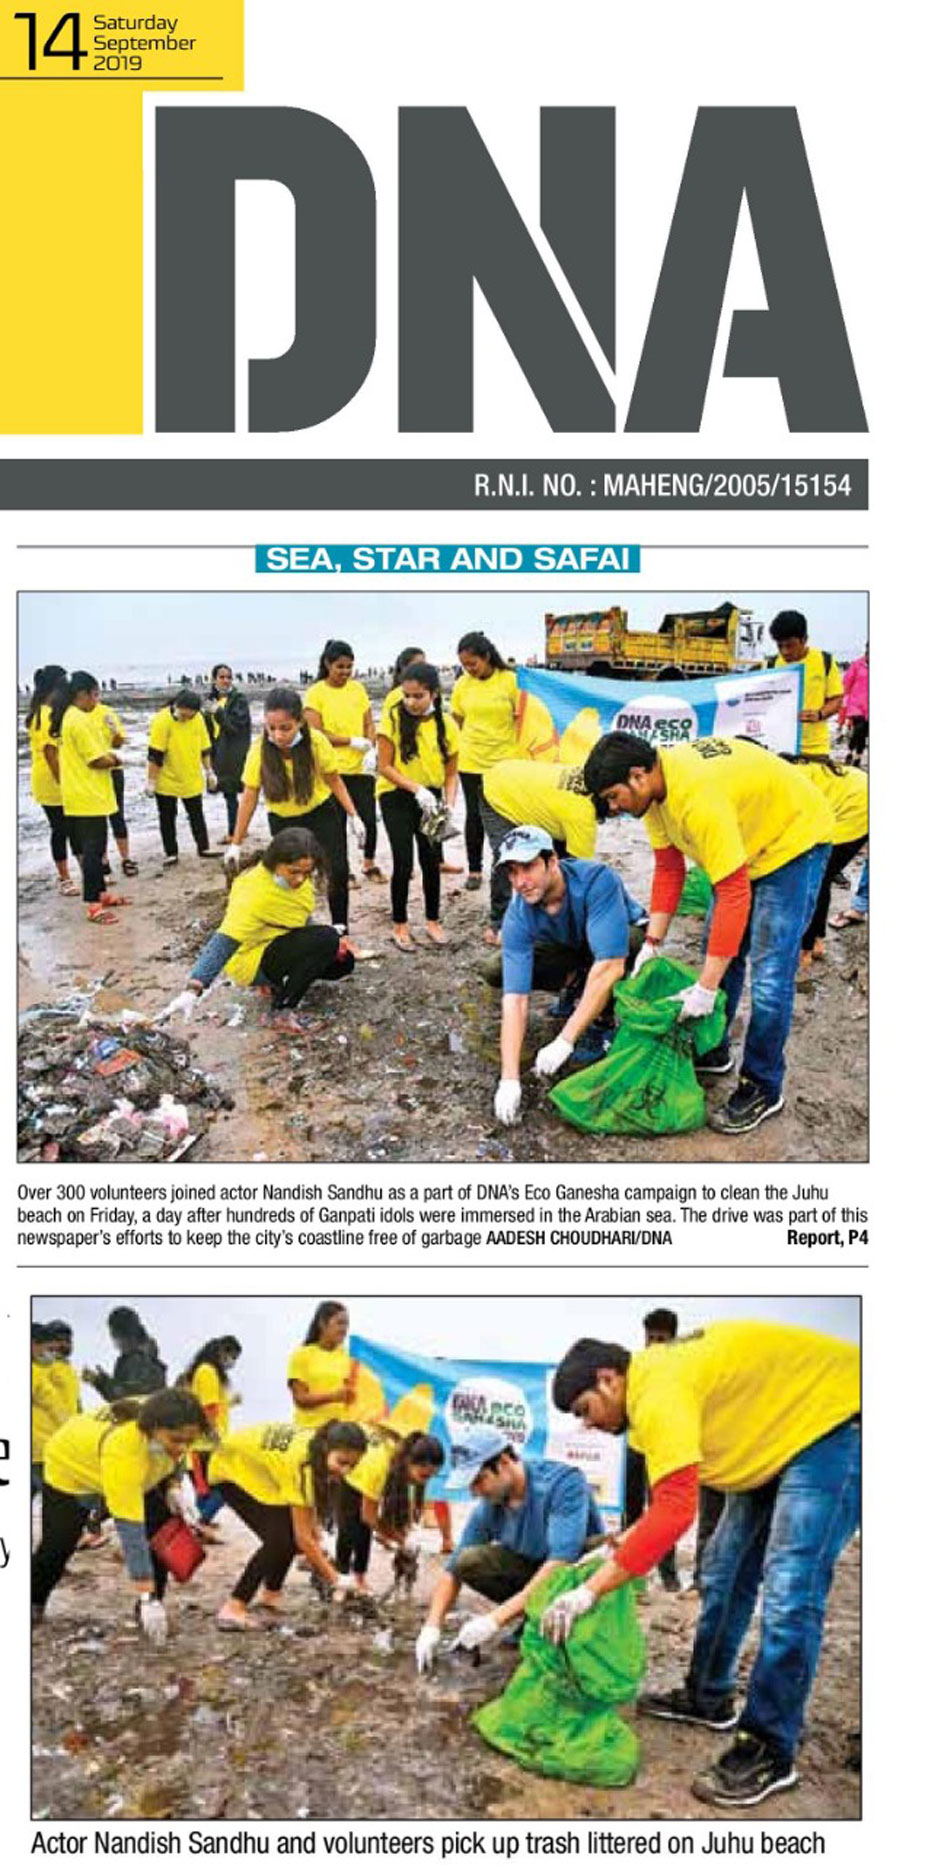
[636,1684,738,1731]
[163,854,179,868]
[708,1080,784,1135]
[691,1733,798,1808]
[694,1041,733,1076]
[572,1021,615,1065]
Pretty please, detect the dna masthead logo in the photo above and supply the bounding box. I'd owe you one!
[153,105,866,435]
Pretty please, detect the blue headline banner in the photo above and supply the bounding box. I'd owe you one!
[256,543,641,575]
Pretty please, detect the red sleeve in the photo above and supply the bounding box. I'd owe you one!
[617,1465,699,1576]
[650,845,686,917]
[706,864,751,959]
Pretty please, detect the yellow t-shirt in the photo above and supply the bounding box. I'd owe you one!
[626,1321,859,1492]
[346,1437,394,1504]
[190,1362,230,1438]
[484,761,597,859]
[287,1343,352,1427]
[774,647,844,756]
[304,679,372,775]
[241,729,337,816]
[28,705,62,807]
[218,861,317,987]
[59,706,117,817]
[209,1423,318,1508]
[43,1413,178,1521]
[645,738,835,883]
[451,669,519,773]
[148,706,211,798]
[795,762,868,846]
[32,1364,64,1463]
[376,698,460,794]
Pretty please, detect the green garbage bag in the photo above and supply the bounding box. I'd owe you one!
[678,863,714,916]
[550,955,727,1136]
[472,1558,646,1787]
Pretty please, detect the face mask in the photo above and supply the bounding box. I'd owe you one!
[273,728,302,749]
[273,872,296,890]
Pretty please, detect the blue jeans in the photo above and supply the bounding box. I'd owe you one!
[719,844,830,1099]
[851,859,868,917]
[686,1418,860,1762]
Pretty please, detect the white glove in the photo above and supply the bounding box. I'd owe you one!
[349,736,370,751]
[145,779,157,798]
[404,1525,430,1555]
[160,988,199,1024]
[540,1584,596,1646]
[415,786,439,816]
[454,1613,502,1651]
[104,713,119,738]
[348,813,367,846]
[166,1481,200,1529]
[415,1624,442,1673]
[673,981,718,1021]
[494,1079,522,1126]
[223,845,241,873]
[206,770,219,793]
[534,1034,574,1079]
[634,939,661,972]
[138,1597,168,1645]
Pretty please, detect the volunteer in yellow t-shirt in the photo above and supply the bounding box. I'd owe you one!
[787,758,868,968]
[451,631,519,910]
[24,664,81,894]
[304,640,382,882]
[583,732,835,1136]
[550,1321,860,1810]
[336,1430,445,1591]
[32,1389,212,1640]
[208,1419,367,1629]
[287,1300,355,1427]
[377,661,460,950]
[146,688,217,866]
[481,760,598,937]
[226,686,366,935]
[768,610,844,757]
[51,671,124,922]
[160,827,355,1023]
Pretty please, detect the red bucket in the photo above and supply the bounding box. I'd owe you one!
[149,1517,206,1582]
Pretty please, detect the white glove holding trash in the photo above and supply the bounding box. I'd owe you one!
[223,845,241,874]
[673,981,718,1021]
[415,786,439,816]
[453,1613,502,1652]
[159,988,200,1024]
[633,939,661,973]
[494,1079,522,1126]
[138,1597,168,1645]
[167,1479,200,1529]
[534,1034,574,1079]
[415,1624,441,1674]
[206,769,219,793]
[348,813,367,847]
[540,1584,596,1646]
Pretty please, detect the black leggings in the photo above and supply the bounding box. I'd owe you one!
[69,815,108,903]
[32,1482,171,1613]
[156,792,208,857]
[258,925,355,1007]
[335,1479,373,1578]
[41,804,80,868]
[220,1482,297,1603]
[803,835,868,949]
[342,772,377,863]
[268,796,349,930]
[460,771,486,873]
[109,767,128,842]
[380,787,441,922]
[847,717,868,760]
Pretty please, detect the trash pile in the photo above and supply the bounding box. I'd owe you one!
[18,998,234,1163]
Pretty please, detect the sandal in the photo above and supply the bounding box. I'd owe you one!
[57,876,80,897]
[363,864,387,883]
[424,924,449,946]
[464,874,483,891]
[121,858,139,877]
[99,892,131,908]
[87,905,118,926]
[390,929,416,953]
[829,910,865,930]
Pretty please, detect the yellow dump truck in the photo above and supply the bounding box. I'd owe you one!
[544,602,766,680]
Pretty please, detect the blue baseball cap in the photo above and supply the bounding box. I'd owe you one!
[494,824,555,868]
[445,1426,512,1490]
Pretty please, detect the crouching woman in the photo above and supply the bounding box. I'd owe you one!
[163,826,355,1019]
[32,1389,212,1641]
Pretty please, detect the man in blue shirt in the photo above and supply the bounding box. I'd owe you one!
[414,1425,605,1672]
[491,825,642,1126]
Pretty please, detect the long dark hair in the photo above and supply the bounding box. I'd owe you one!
[782,752,849,778]
[26,664,68,730]
[178,1335,242,1389]
[396,662,449,767]
[457,631,505,672]
[50,670,98,740]
[259,686,316,805]
[304,1300,348,1346]
[391,646,425,687]
[316,639,354,682]
[309,1419,367,1522]
[379,1431,445,1535]
[107,1389,213,1438]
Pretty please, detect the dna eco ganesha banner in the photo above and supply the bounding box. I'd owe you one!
[516,663,805,763]
[350,1334,623,1508]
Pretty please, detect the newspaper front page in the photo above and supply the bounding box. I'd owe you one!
[5,0,901,1857]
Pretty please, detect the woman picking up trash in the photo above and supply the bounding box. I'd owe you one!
[161,828,355,1022]
[32,1389,212,1641]
[226,686,366,934]
[451,631,519,928]
[304,639,382,883]
[25,664,82,896]
[146,687,219,866]
[50,671,126,925]
[207,1420,368,1629]
[377,660,459,951]
[336,1429,445,1592]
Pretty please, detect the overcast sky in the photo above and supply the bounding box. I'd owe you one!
[35,1292,860,1425]
[18,589,868,679]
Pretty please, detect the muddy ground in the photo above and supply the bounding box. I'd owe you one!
[18,771,868,1164]
[31,1522,860,1822]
